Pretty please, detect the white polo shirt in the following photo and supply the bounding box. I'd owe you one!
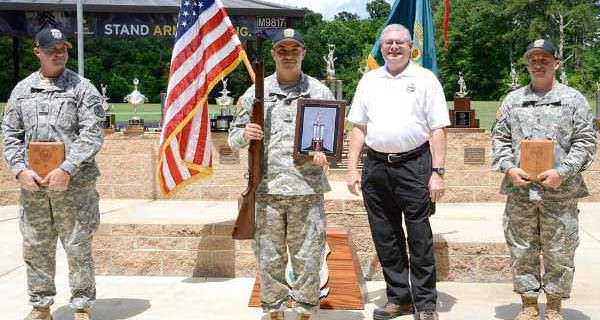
[347,62,450,153]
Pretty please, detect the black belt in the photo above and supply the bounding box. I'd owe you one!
[367,142,429,164]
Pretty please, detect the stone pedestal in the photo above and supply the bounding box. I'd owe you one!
[125,118,145,136]
[103,113,116,130]
[322,78,343,100]
[449,96,481,129]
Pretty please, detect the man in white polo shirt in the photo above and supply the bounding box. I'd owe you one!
[346,24,450,320]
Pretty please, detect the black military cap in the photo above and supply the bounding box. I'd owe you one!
[525,39,557,58]
[272,28,305,47]
[35,28,72,49]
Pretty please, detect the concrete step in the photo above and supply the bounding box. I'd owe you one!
[90,200,512,282]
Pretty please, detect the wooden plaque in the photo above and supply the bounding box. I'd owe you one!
[249,226,367,310]
[27,141,65,179]
[520,139,554,181]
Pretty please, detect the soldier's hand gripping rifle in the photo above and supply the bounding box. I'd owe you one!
[232,38,264,240]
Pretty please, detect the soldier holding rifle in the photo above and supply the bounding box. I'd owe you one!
[228,28,333,320]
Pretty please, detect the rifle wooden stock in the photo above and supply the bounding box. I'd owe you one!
[232,54,264,240]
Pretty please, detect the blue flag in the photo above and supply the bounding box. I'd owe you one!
[367,0,438,75]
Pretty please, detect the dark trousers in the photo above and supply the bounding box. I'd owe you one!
[361,145,437,311]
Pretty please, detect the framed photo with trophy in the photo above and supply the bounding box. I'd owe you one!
[293,98,346,162]
[454,111,471,127]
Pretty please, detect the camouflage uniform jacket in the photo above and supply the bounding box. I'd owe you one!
[228,72,334,195]
[491,82,597,200]
[2,68,105,186]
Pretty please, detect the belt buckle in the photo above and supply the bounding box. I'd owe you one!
[387,153,395,163]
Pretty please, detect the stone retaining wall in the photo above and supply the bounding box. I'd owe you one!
[93,209,512,282]
[3,130,600,205]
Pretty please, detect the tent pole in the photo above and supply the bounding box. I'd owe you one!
[77,0,84,76]
[12,36,20,85]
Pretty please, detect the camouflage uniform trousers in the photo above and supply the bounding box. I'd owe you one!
[503,195,579,298]
[254,193,326,312]
[19,182,100,310]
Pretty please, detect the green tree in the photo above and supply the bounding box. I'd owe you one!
[366,0,391,19]
[334,11,360,22]
[434,0,600,100]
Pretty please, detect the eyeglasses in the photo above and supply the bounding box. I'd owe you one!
[382,40,410,47]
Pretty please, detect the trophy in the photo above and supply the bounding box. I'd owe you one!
[123,78,148,136]
[510,63,520,90]
[100,84,116,135]
[595,82,600,132]
[310,112,325,151]
[213,78,234,131]
[456,72,469,98]
[321,44,343,100]
[449,71,481,129]
[324,44,337,81]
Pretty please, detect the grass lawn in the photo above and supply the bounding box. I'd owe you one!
[1,99,597,133]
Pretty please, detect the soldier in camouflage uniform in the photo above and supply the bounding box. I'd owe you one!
[1,28,104,320]
[491,39,597,320]
[228,28,333,320]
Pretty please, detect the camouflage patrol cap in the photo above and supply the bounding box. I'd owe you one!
[272,28,305,47]
[35,28,72,49]
[525,39,557,58]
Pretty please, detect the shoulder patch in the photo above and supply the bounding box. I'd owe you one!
[86,95,103,108]
[94,104,106,118]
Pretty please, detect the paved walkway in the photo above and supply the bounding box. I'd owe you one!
[1,201,599,319]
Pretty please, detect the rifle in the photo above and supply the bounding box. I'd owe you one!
[232,38,264,240]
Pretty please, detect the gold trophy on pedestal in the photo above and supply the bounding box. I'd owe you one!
[123,78,148,136]
[101,84,116,135]
[321,44,343,100]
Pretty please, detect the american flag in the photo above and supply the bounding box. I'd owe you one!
[158,0,252,196]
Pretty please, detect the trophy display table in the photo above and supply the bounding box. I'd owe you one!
[248,226,367,310]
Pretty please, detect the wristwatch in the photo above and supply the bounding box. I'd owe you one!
[432,167,446,176]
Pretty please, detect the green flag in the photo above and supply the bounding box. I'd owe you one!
[367,0,438,75]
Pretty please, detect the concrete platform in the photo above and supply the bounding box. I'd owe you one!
[1,201,600,319]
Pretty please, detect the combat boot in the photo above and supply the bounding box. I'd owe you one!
[268,310,284,320]
[373,302,415,320]
[514,295,539,320]
[297,312,312,320]
[24,307,52,320]
[73,308,90,320]
[544,294,563,320]
[418,310,439,320]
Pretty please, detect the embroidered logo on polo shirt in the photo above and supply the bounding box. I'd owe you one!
[407,83,416,93]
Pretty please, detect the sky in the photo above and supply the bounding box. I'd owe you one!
[268,0,394,20]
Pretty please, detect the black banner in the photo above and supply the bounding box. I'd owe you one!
[0,11,302,39]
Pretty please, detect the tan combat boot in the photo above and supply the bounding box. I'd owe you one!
[544,294,563,320]
[297,312,313,320]
[24,307,52,320]
[73,308,90,320]
[515,295,539,320]
[268,310,284,320]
